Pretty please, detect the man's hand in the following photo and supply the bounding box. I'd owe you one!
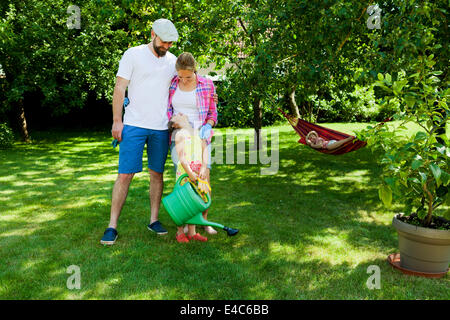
[213,93,218,104]
[111,76,129,143]
[112,121,124,142]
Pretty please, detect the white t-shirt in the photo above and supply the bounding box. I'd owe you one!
[116,44,177,130]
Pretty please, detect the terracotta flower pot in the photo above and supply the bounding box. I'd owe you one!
[392,214,450,274]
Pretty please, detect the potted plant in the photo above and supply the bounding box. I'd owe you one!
[361,53,450,275]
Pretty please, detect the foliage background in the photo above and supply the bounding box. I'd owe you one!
[2,1,447,136]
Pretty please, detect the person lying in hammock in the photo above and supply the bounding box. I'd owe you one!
[306,130,356,150]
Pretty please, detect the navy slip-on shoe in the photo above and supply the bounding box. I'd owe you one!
[100,227,118,245]
[147,221,168,235]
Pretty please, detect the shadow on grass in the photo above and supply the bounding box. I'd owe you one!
[0,129,448,299]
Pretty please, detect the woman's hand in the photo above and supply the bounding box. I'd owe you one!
[199,123,212,139]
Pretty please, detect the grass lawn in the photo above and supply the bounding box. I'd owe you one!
[0,122,448,299]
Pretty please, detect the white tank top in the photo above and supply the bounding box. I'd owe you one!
[172,87,202,129]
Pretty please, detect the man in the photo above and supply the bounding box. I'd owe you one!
[100,19,179,245]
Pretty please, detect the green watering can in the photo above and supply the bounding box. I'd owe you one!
[162,174,239,236]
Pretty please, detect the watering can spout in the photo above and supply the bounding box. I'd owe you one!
[223,226,239,236]
[185,214,239,237]
[162,174,239,237]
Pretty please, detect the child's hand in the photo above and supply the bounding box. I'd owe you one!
[199,165,207,180]
[188,172,198,182]
[198,181,210,194]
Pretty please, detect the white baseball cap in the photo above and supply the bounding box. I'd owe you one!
[152,19,179,42]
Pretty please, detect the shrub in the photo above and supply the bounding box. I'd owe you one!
[215,79,283,128]
[313,85,380,123]
[0,123,14,149]
[360,56,449,227]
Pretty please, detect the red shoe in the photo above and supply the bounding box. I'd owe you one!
[188,233,208,242]
[176,233,189,243]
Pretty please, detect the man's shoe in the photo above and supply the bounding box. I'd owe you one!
[148,221,168,235]
[100,228,118,245]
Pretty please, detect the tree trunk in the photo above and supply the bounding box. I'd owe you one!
[282,88,300,118]
[288,89,300,118]
[17,99,30,143]
[253,96,262,151]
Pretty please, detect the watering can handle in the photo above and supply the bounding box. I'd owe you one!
[175,173,190,187]
[176,174,211,191]
[175,173,211,202]
[197,178,212,192]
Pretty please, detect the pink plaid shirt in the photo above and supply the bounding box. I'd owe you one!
[167,75,218,144]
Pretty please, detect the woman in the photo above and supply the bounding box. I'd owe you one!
[167,52,218,240]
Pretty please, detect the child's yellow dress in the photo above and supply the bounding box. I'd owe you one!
[175,131,203,181]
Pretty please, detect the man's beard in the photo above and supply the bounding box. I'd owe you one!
[153,41,167,57]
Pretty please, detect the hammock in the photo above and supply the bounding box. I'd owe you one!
[280,109,367,155]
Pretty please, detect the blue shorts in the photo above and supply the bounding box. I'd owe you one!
[118,125,169,174]
[170,141,212,175]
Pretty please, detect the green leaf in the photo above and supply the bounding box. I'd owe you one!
[385,73,392,84]
[414,131,427,142]
[379,184,392,208]
[384,177,396,189]
[441,171,450,186]
[377,73,384,81]
[411,159,423,170]
[416,207,427,220]
[404,95,416,108]
[404,142,415,151]
[429,163,442,185]
[404,204,413,215]
[419,172,427,184]
[436,145,446,155]
[393,80,408,95]
[378,85,391,92]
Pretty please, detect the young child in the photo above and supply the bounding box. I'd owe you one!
[169,113,211,243]
[306,130,356,150]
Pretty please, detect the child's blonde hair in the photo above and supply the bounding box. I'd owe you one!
[306,131,318,141]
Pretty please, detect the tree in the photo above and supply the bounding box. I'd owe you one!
[205,0,377,144]
[0,0,243,141]
[0,0,128,141]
